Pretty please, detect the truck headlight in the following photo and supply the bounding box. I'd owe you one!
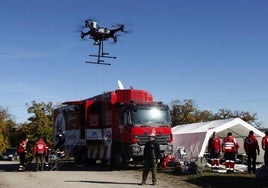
[168,145,173,152]
[132,146,142,153]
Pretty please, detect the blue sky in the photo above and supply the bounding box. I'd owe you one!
[1,0,268,127]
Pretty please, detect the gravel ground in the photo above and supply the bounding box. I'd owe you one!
[3,160,266,188]
[0,160,189,188]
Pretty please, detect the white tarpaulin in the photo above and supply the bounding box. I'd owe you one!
[172,118,265,162]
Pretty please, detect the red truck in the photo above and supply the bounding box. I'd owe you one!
[53,88,173,168]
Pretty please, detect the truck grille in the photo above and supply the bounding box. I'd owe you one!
[136,135,169,145]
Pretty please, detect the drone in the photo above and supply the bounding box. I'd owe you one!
[80,19,126,65]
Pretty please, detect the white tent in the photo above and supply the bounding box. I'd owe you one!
[172,118,265,162]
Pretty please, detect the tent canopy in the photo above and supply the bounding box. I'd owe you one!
[172,118,265,161]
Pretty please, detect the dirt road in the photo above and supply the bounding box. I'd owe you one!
[0,160,190,188]
[1,160,267,188]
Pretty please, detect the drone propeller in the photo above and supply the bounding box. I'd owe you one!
[111,22,131,34]
[111,23,124,30]
[111,23,122,27]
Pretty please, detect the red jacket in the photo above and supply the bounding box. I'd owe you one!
[222,136,239,153]
[208,137,221,152]
[33,139,48,156]
[244,134,260,153]
[262,135,268,150]
[18,140,27,154]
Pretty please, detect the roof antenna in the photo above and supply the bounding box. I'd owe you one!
[118,80,124,89]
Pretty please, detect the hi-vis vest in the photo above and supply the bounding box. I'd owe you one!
[223,136,237,153]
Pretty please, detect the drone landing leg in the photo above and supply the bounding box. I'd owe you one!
[86,40,116,65]
[85,61,111,65]
[100,41,116,59]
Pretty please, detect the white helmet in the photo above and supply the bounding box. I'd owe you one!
[148,132,156,137]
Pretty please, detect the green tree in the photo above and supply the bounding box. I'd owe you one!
[25,101,54,148]
[170,99,261,128]
[214,108,260,128]
[0,107,16,152]
[170,99,198,126]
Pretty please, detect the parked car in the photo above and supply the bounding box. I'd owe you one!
[0,148,18,161]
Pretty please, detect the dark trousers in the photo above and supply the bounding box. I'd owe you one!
[36,154,45,171]
[19,152,26,166]
[142,159,157,184]
[265,150,268,167]
[247,151,257,173]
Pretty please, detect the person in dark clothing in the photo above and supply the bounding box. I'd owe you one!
[43,137,51,168]
[141,131,160,186]
[244,130,260,173]
[55,127,65,157]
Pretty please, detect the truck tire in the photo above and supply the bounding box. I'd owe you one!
[111,150,129,170]
[113,151,123,168]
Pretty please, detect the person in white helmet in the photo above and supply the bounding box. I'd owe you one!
[141,131,160,186]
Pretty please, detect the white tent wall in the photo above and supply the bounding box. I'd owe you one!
[173,132,206,159]
[172,118,265,162]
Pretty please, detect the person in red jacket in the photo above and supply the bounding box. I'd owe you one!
[262,131,268,167]
[18,137,28,171]
[222,132,239,173]
[33,137,48,171]
[244,130,260,173]
[208,132,222,172]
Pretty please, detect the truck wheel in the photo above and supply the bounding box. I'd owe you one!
[112,151,129,170]
[112,152,123,169]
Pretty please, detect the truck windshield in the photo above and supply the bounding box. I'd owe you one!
[131,105,171,127]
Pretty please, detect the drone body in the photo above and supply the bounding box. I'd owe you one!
[80,19,127,65]
[81,20,125,45]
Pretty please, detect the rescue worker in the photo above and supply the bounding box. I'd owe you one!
[43,137,51,169]
[222,132,239,173]
[18,138,28,171]
[33,137,48,171]
[208,132,222,172]
[55,127,65,158]
[262,131,268,167]
[141,131,160,186]
[244,130,260,174]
